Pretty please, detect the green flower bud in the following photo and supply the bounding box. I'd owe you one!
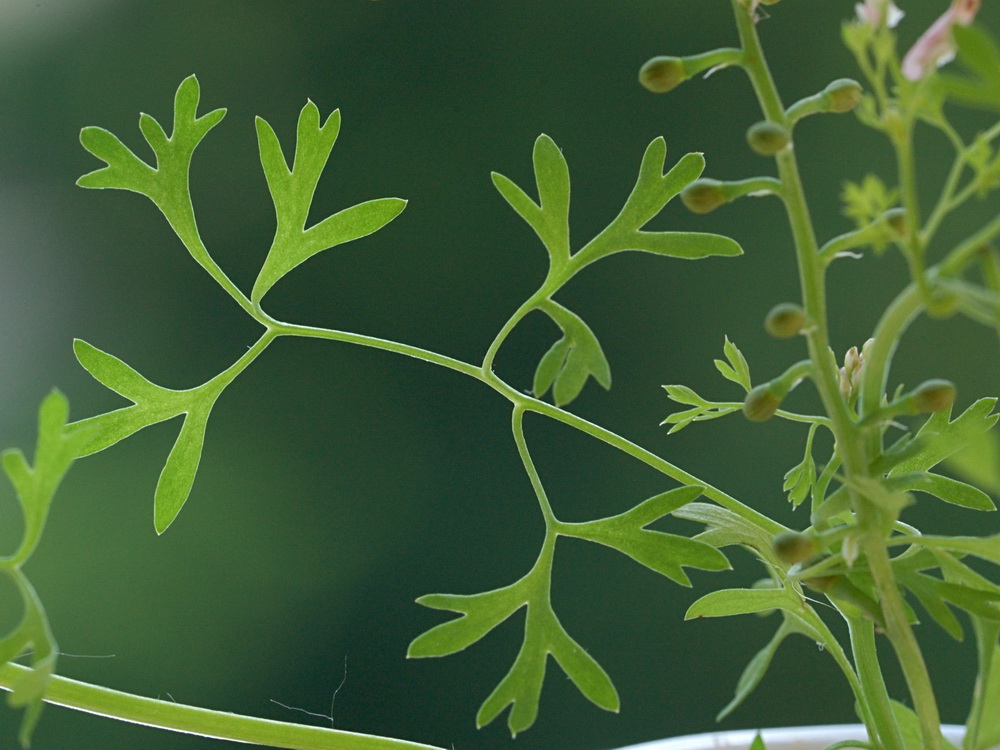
[639,56,687,94]
[743,383,781,422]
[746,121,791,156]
[764,303,806,338]
[911,379,956,413]
[772,531,818,564]
[824,78,863,114]
[681,179,727,214]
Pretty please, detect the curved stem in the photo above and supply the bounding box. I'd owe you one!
[0,663,444,750]
[511,405,557,526]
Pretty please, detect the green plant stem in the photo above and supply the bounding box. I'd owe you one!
[0,663,444,750]
[731,4,937,749]
[512,405,556,525]
[849,615,907,750]
[165,200,257,319]
[266,313,784,535]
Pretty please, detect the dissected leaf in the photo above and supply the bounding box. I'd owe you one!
[491,134,571,266]
[567,486,729,585]
[0,569,58,747]
[783,423,818,508]
[887,471,995,511]
[3,391,91,565]
[889,398,999,477]
[70,339,187,456]
[571,142,742,268]
[534,303,611,406]
[944,426,1000,495]
[716,612,823,720]
[686,587,803,620]
[714,336,752,392]
[902,534,1000,565]
[73,339,164,404]
[154,404,214,534]
[660,384,740,434]
[938,25,1000,111]
[532,337,571,398]
[408,583,525,659]
[414,567,617,737]
[476,602,617,736]
[899,570,1000,630]
[78,75,225,204]
[252,102,406,301]
[673,502,778,562]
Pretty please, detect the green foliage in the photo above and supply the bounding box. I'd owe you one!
[565,486,730,586]
[408,548,619,736]
[253,102,406,301]
[532,302,611,406]
[12,6,1000,749]
[0,392,90,745]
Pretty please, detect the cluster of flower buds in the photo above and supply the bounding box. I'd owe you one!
[838,338,874,401]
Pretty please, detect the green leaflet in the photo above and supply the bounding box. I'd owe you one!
[716,612,824,721]
[533,302,611,406]
[886,471,995,511]
[0,571,57,747]
[569,139,742,270]
[899,534,1000,565]
[673,502,780,564]
[660,384,740,434]
[897,569,1000,639]
[154,405,214,535]
[686,587,804,620]
[565,486,730,586]
[474,602,618,736]
[714,336,752,392]
[495,136,742,280]
[407,583,524,659]
[3,391,91,567]
[888,398,999,477]
[491,134,571,266]
[783,423,818,508]
[71,339,223,533]
[938,25,1000,112]
[78,75,226,204]
[409,560,618,737]
[0,392,90,745]
[252,102,407,301]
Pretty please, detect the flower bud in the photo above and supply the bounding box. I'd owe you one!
[639,56,687,94]
[746,121,791,156]
[910,379,956,413]
[824,78,863,114]
[743,383,781,422]
[764,303,806,338]
[681,179,727,214]
[772,531,818,564]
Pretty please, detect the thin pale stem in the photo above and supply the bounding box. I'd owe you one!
[0,663,444,750]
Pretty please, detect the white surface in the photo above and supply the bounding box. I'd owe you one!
[611,724,966,750]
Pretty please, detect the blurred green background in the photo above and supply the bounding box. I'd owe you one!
[3,1,1000,748]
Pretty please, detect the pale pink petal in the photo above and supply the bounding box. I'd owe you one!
[901,0,981,80]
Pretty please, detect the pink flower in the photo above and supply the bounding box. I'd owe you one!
[855,0,904,29]
[901,0,981,80]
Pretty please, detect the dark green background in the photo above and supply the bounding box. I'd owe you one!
[3,2,1000,748]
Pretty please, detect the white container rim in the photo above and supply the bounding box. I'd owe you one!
[611,724,966,750]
